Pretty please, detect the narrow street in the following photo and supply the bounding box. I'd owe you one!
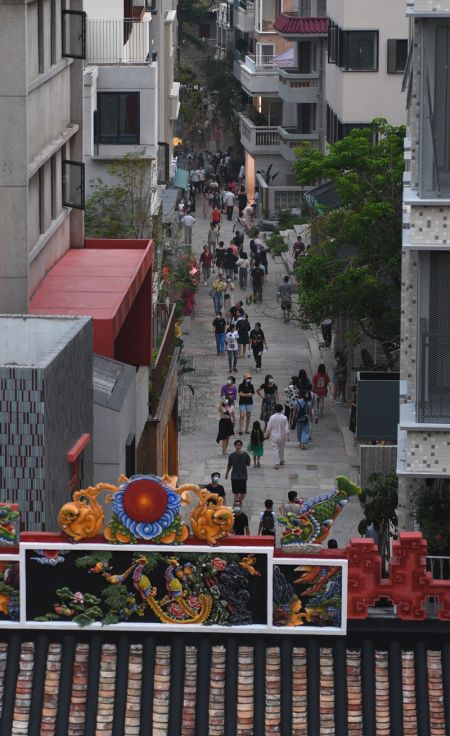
[179,208,362,544]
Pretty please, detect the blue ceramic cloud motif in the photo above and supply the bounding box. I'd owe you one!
[113,474,181,540]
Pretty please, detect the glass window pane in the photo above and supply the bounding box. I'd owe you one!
[344,31,377,71]
[62,10,86,59]
[119,93,139,143]
[99,93,118,143]
[62,160,85,210]
[396,39,408,72]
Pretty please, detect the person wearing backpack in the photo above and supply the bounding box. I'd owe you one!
[295,389,313,449]
[264,403,290,469]
[258,499,276,536]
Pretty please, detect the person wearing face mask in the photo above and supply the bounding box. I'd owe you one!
[232,501,249,535]
[257,374,280,430]
[249,322,267,372]
[216,398,235,454]
[225,440,251,505]
[237,373,255,434]
[221,375,237,405]
[205,472,226,501]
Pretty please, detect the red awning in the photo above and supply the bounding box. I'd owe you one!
[273,15,329,35]
[30,239,153,360]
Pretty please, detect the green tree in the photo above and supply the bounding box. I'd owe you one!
[358,472,398,574]
[85,152,156,238]
[293,119,405,365]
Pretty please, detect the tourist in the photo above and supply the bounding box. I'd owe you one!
[181,211,195,245]
[249,322,267,372]
[237,312,251,358]
[225,439,251,505]
[257,499,276,537]
[298,368,312,393]
[257,374,280,429]
[225,325,239,373]
[284,377,300,429]
[265,403,289,469]
[224,247,238,281]
[215,241,226,275]
[212,311,226,355]
[210,274,225,314]
[216,399,235,455]
[296,389,313,449]
[237,372,255,434]
[237,186,248,214]
[236,251,250,291]
[200,244,213,285]
[221,375,237,405]
[205,472,226,500]
[312,363,331,420]
[233,214,246,243]
[332,351,347,401]
[327,539,338,549]
[242,203,255,231]
[224,189,235,221]
[232,501,249,535]
[247,420,265,467]
[211,204,222,229]
[293,235,305,261]
[281,490,301,515]
[207,224,219,257]
[250,257,265,303]
[278,275,293,322]
[223,277,234,312]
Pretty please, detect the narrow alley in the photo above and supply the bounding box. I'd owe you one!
[178,207,362,545]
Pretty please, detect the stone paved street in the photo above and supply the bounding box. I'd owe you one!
[179,206,362,544]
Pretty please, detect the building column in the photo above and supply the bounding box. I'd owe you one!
[397,476,422,530]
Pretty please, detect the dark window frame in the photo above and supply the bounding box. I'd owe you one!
[50,154,57,220]
[38,0,44,73]
[62,159,85,210]
[387,38,408,74]
[97,91,140,145]
[341,30,379,72]
[62,9,86,60]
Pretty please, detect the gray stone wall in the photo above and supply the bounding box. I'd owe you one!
[359,445,398,488]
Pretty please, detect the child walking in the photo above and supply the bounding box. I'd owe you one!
[247,420,265,467]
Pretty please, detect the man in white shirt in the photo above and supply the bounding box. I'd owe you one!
[181,213,195,244]
[225,328,239,372]
[198,167,206,192]
[265,403,290,469]
[242,203,255,231]
[224,190,236,221]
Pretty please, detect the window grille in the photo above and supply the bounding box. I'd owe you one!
[420,21,450,198]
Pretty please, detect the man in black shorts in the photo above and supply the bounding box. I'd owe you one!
[225,439,251,505]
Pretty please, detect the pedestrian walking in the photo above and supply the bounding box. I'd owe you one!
[225,326,239,372]
[265,404,290,468]
[215,241,226,275]
[224,189,235,221]
[223,278,234,312]
[332,351,347,401]
[237,186,248,214]
[200,244,213,285]
[224,247,238,281]
[242,203,255,231]
[206,472,226,501]
[225,440,251,505]
[211,205,222,229]
[232,501,249,535]
[237,372,255,434]
[233,214,246,242]
[284,377,300,429]
[207,224,219,258]
[181,212,195,244]
[247,420,265,467]
[249,322,267,371]
[237,313,251,358]
[278,275,293,322]
[295,390,313,449]
[257,374,280,429]
[216,399,235,455]
[258,499,276,536]
[298,369,312,393]
[212,311,226,354]
[250,258,265,303]
[280,490,301,515]
[236,251,250,290]
[293,235,305,261]
[312,363,331,419]
[221,375,237,405]
[210,274,225,314]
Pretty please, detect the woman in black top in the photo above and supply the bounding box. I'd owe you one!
[257,374,280,428]
[237,313,251,358]
[249,322,267,371]
[216,399,235,454]
[298,369,312,393]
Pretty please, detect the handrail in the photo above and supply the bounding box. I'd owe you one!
[86,18,152,64]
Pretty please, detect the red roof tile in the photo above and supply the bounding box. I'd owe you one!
[273,14,329,35]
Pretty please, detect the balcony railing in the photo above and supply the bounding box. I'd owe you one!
[233,0,254,9]
[86,19,152,64]
[239,114,280,151]
[149,303,177,416]
[427,556,450,580]
[418,331,450,422]
[243,54,276,73]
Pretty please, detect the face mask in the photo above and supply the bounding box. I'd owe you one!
[212,475,219,483]
[268,379,274,385]
[227,379,233,384]
[245,379,251,385]
[233,507,241,514]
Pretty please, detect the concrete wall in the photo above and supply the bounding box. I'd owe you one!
[359,445,397,488]
[325,0,408,126]
[93,375,136,485]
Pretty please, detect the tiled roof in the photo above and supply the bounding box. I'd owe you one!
[0,630,448,735]
[273,15,329,35]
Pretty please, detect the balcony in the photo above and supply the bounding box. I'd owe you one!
[170,81,180,121]
[238,54,279,95]
[86,18,152,65]
[278,68,320,104]
[149,303,178,417]
[233,0,255,32]
[239,114,280,155]
[278,125,319,161]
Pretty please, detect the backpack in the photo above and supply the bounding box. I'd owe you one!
[261,509,275,535]
[212,209,221,223]
[296,399,310,424]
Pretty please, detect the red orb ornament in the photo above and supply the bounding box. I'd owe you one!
[122,478,168,523]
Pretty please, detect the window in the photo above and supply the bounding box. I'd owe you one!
[62,159,85,210]
[62,9,86,59]
[38,167,45,234]
[256,42,274,65]
[297,103,315,134]
[38,0,44,73]
[98,92,140,145]
[420,21,450,197]
[387,39,408,73]
[328,24,378,71]
[50,154,57,220]
[299,0,311,16]
[50,0,57,65]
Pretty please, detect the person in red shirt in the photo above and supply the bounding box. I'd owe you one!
[211,206,222,228]
[199,244,213,285]
[312,363,330,420]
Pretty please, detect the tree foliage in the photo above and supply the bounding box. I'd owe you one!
[293,119,405,358]
[85,153,156,239]
[358,472,398,572]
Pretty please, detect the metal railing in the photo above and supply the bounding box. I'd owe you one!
[243,54,276,73]
[233,0,254,10]
[86,19,152,64]
[149,303,177,416]
[418,331,450,422]
[427,556,450,580]
[239,115,280,148]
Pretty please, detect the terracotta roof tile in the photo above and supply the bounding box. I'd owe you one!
[273,14,329,35]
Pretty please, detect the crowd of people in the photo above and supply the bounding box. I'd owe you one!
[178,148,346,537]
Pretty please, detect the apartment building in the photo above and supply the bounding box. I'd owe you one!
[397,0,450,527]
[326,0,408,144]
[0,0,85,312]
[83,0,180,194]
